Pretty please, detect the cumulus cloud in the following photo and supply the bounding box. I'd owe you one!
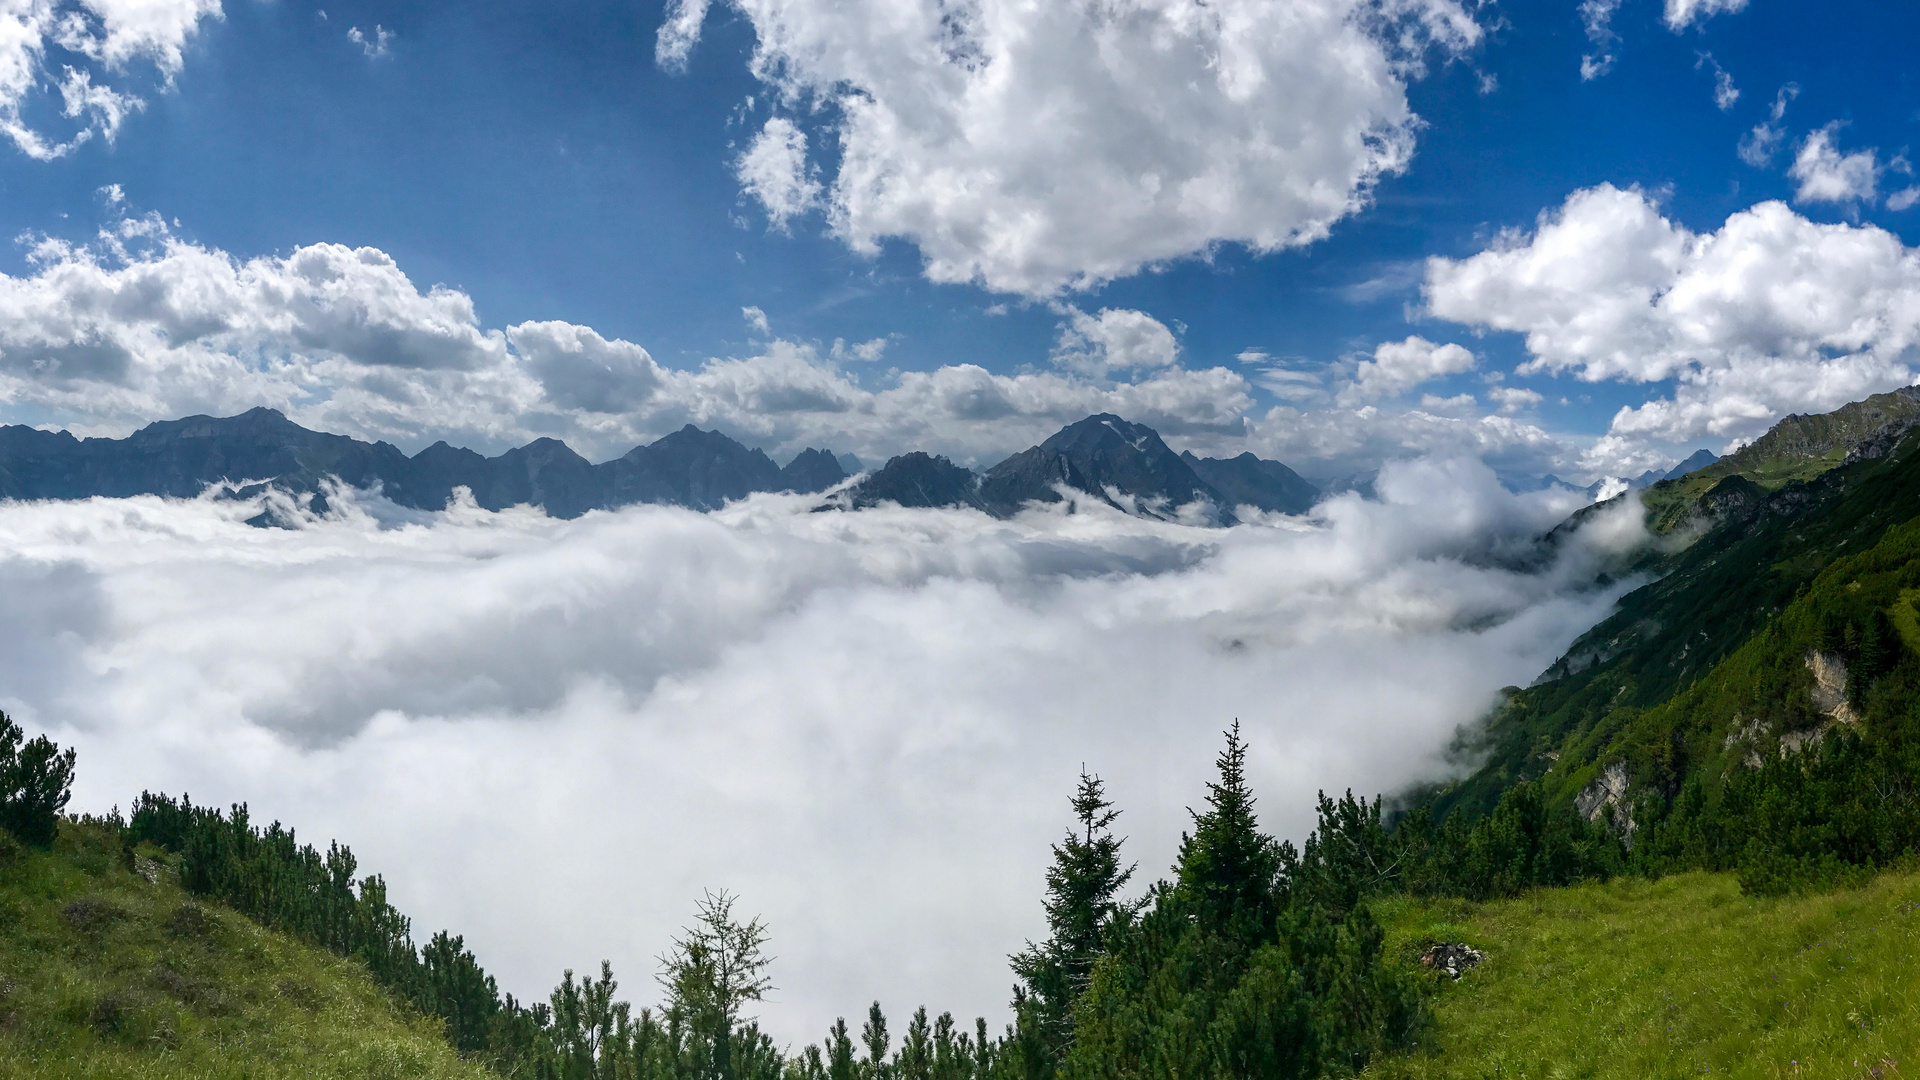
[1050,307,1180,376]
[1487,385,1543,415]
[1425,183,1920,473]
[0,214,1267,465]
[737,117,821,231]
[1737,83,1797,168]
[1243,402,1565,481]
[0,0,220,159]
[1788,124,1884,206]
[658,0,1483,296]
[16,465,1634,1044]
[1336,335,1476,405]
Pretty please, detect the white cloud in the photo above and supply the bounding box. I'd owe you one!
[1336,334,1475,404]
[741,305,771,335]
[654,0,711,71]
[1890,188,1920,213]
[1425,183,1920,473]
[20,462,1634,1045]
[0,0,220,159]
[1244,402,1565,480]
[1488,385,1543,414]
[348,24,393,59]
[736,117,821,231]
[830,336,889,363]
[1050,306,1180,376]
[1664,0,1748,30]
[1737,84,1797,168]
[0,216,1260,465]
[1695,52,1738,111]
[1578,0,1622,81]
[1788,124,1883,206]
[661,0,1482,296]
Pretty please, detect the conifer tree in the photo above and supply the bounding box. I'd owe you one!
[827,1017,858,1080]
[1175,721,1284,939]
[1010,769,1135,1075]
[860,1002,891,1080]
[660,890,774,1080]
[0,710,75,848]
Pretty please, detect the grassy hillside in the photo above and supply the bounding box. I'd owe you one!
[1365,870,1920,1078]
[0,817,489,1080]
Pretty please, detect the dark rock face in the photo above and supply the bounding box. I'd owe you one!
[1420,942,1486,979]
[1179,451,1319,515]
[843,452,984,511]
[607,424,784,511]
[978,414,1226,520]
[777,448,848,494]
[0,408,843,519]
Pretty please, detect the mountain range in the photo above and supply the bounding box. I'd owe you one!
[0,407,844,519]
[0,408,1323,523]
[836,414,1319,521]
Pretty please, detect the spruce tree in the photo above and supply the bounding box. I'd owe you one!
[1174,721,1283,939]
[1009,769,1135,1074]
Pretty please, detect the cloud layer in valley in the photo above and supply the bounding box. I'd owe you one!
[662,0,1483,296]
[13,464,1638,1045]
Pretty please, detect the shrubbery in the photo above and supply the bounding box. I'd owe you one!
[0,709,74,848]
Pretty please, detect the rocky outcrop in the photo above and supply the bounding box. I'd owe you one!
[1420,943,1486,979]
[1805,649,1859,724]
[1575,761,1634,841]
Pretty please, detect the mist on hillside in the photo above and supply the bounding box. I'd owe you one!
[0,459,1640,1044]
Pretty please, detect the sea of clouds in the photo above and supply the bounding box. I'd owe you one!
[1,458,1641,1045]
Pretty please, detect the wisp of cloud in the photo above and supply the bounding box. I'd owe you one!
[1,459,1637,1045]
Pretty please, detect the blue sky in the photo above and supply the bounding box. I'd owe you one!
[0,0,1914,482]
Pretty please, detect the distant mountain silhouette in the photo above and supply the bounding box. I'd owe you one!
[1178,450,1318,515]
[0,408,847,518]
[836,415,1316,524]
[0,408,1324,527]
[842,452,986,512]
[977,414,1229,520]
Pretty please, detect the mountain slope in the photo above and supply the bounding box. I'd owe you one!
[1179,450,1319,514]
[0,819,487,1080]
[977,414,1227,520]
[1640,385,1920,534]
[1439,388,1920,827]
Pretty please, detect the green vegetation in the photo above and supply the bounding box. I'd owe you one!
[1364,870,1920,1078]
[1638,385,1920,535]
[0,816,489,1080]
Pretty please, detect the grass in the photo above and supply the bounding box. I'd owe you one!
[1365,870,1920,1079]
[0,819,490,1080]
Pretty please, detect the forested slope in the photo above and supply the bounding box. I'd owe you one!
[1438,390,1920,824]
